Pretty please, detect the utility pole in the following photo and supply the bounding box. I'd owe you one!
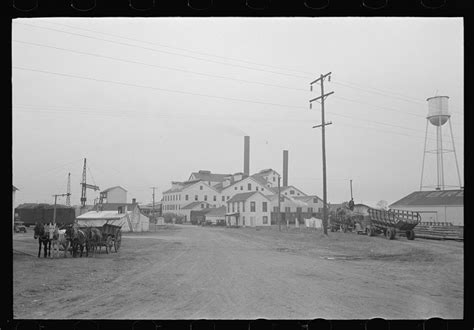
[309,72,334,235]
[278,176,281,232]
[66,172,71,207]
[52,193,69,224]
[150,187,157,225]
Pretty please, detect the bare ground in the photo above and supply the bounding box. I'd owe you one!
[13,224,463,319]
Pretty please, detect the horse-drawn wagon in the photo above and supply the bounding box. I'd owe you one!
[78,223,122,254]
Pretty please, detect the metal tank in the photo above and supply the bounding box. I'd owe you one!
[426,96,450,126]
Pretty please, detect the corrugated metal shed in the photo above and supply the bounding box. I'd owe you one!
[390,190,464,207]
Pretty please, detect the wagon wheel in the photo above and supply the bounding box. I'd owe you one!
[406,230,415,240]
[106,236,113,254]
[367,227,375,237]
[114,231,122,252]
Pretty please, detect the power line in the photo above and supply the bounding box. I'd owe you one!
[16,39,464,128]
[15,22,464,115]
[39,20,316,77]
[13,104,461,146]
[13,66,304,110]
[14,22,310,79]
[13,39,307,93]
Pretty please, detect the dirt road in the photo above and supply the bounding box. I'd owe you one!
[13,225,463,319]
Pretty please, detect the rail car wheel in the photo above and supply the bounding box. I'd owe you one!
[406,230,415,240]
[114,231,122,252]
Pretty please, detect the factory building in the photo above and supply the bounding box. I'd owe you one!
[161,136,323,226]
[389,189,463,226]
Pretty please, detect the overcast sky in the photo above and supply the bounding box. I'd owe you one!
[12,17,464,208]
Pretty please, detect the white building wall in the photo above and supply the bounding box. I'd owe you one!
[227,193,271,227]
[105,188,127,204]
[162,182,222,216]
[222,177,274,201]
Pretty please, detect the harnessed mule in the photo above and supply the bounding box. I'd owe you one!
[33,222,51,258]
[49,224,70,258]
[66,224,89,257]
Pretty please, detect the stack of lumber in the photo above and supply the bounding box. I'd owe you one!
[413,223,463,241]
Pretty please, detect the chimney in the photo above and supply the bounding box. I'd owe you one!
[283,150,289,187]
[132,198,136,204]
[244,136,250,176]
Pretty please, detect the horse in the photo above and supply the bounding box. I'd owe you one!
[65,223,89,257]
[33,222,51,258]
[50,224,70,258]
[85,227,103,256]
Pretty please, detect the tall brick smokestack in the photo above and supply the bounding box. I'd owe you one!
[283,150,289,187]
[244,136,250,175]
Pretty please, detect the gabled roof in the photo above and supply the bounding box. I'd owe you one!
[77,210,131,220]
[189,170,232,183]
[227,191,269,203]
[102,186,128,193]
[181,201,210,210]
[162,179,203,194]
[281,185,307,195]
[389,190,464,207]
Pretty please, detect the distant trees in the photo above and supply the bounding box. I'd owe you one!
[376,200,389,210]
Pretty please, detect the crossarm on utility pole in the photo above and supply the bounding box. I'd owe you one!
[312,122,333,129]
[310,91,334,103]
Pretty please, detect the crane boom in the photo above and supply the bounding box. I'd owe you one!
[80,158,100,207]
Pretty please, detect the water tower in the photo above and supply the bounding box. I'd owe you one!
[420,96,462,190]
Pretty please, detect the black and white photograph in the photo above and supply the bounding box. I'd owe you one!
[12,17,463,320]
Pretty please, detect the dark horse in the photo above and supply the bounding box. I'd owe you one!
[85,227,103,257]
[33,222,51,258]
[65,224,89,257]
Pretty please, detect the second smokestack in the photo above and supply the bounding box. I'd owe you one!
[283,150,288,187]
[244,136,250,176]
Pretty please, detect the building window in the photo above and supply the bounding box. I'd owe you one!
[213,196,217,201]
[250,202,256,212]
[256,186,259,191]
[274,206,279,212]
[297,193,300,196]
[204,195,208,201]
[235,187,238,190]
[290,190,295,195]
[185,195,189,201]
[285,207,290,213]
[232,202,235,213]
[308,207,313,213]
[195,195,198,201]
[296,207,302,213]
[240,186,243,190]
[284,193,287,195]
[201,204,204,208]
[263,216,268,224]
[200,186,203,190]
[242,202,245,212]
[273,177,275,182]
[248,183,252,191]
[262,202,267,212]
[237,203,240,211]
[227,196,230,200]
[313,198,318,203]
[222,196,225,201]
